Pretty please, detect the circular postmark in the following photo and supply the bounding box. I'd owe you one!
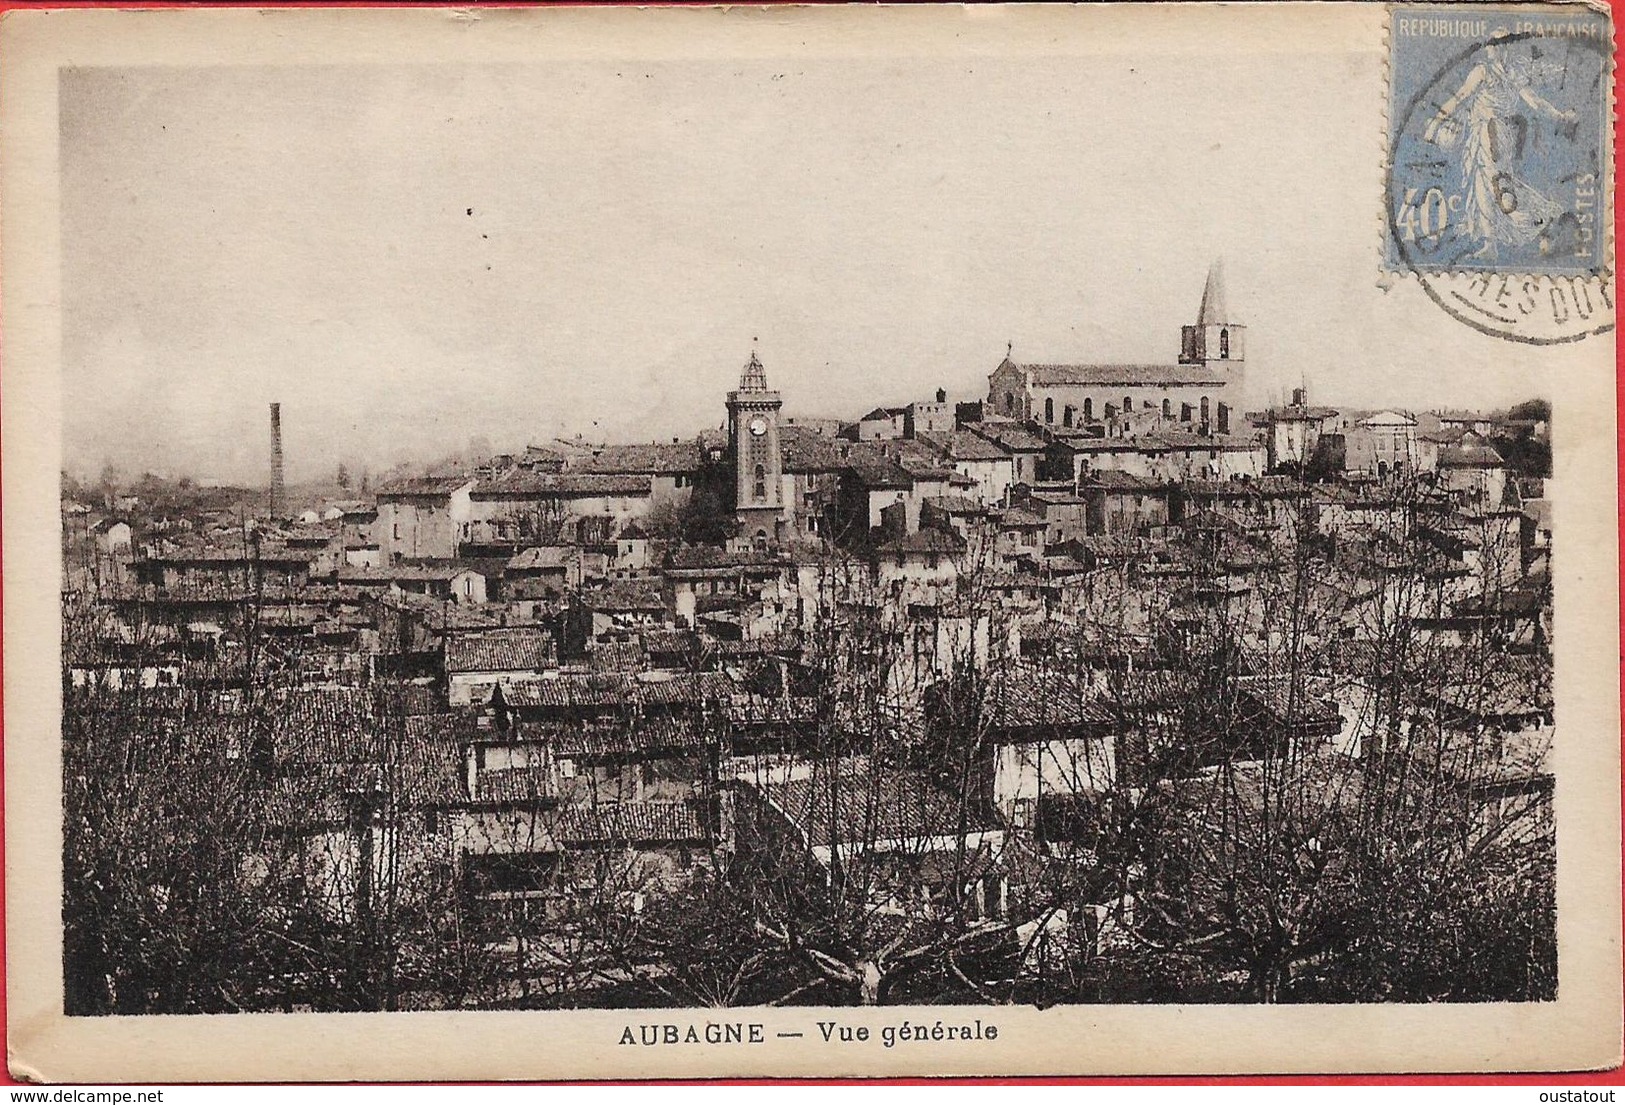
[1387,23,1613,344]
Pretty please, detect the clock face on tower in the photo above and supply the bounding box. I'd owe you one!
[748,417,768,437]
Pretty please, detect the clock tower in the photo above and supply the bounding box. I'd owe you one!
[727,348,784,542]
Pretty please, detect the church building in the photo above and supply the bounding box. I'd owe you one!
[986,260,1246,436]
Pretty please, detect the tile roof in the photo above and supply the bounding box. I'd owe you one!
[971,425,1048,452]
[553,800,709,845]
[382,683,450,717]
[1432,652,1552,717]
[918,430,1013,462]
[642,628,700,657]
[1420,427,1469,444]
[500,671,734,711]
[585,579,666,613]
[472,472,653,498]
[1166,754,1366,820]
[551,716,707,758]
[375,476,474,498]
[1184,475,1306,498]
[1083,470,1167,492]
[1235,675,1342,729]
[752,770,996,849]
[1054,436,1143,453]
[779,426,847,472]
[260,695,470,806]
[445,628,556,673]
[995,507,1046,528]
[503,675,634,711]
[635,671,736,706]
[920,495,988,515]
[472,765,555,805]
[1145,431,1260,452]
[877,529,965,556]
[589,638,646,672]
[395,715,479,806]
[842,448,915,490]
[576,442,705,475]
[1025,490,1086,509]
[265,688,376,763]
[981,669,1120,731]
[1016,362,1228,388]
[389,559,480,583]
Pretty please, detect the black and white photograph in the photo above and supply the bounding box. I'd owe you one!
[4,2,1619,1082]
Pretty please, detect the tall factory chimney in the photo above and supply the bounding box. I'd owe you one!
[269,402,286,518]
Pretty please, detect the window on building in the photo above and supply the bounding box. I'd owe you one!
[1162,398,1172,419]
[1201,396,1210,424]
[1220,328,1230,358]
[1124,395,1133,415]
[1062,406,1073,428]
[393,523,401,540]
[1083,398,1094,421]
[1005,393,1015,414]
[753,464,766,501]
[1044,398,1054,423]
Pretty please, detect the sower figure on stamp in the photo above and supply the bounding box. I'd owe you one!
[1422,31,1578,261]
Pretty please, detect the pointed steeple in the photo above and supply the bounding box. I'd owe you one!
[740,341,768,392]
[1179,259,1245,368]
[1197,258,1228,326]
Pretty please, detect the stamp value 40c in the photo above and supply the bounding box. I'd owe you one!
[1387,2,1613,343]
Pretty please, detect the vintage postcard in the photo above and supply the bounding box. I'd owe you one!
[2,2,1619,1083]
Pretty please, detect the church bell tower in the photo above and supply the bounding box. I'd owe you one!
[1179,258,1246,373]
[727,348,784,543]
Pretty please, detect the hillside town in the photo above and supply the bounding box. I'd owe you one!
[62,264,1556,1013]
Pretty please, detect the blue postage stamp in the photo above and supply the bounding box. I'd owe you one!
[1387,3,1611,277]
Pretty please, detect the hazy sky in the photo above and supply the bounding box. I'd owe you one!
[61,39,1572,485]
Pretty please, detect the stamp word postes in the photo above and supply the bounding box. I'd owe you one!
[1387,4,1613,344]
